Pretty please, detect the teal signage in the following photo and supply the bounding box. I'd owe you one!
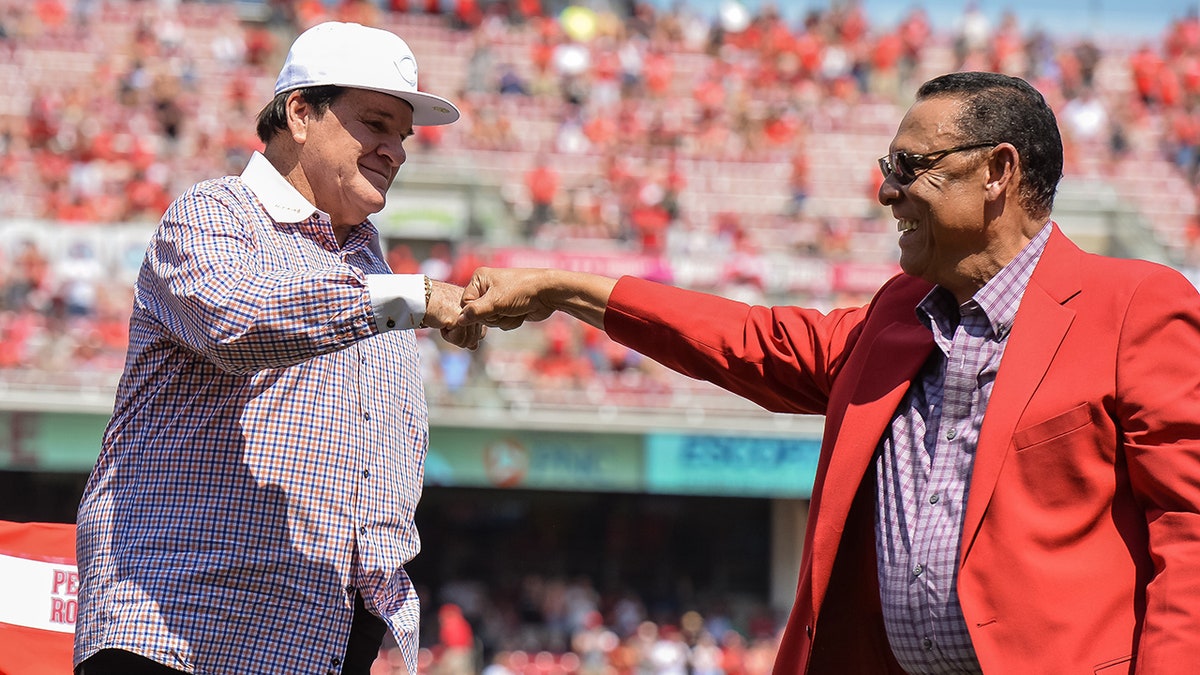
[0,411,106,472]
[0,411,823,499]
[644,433,820,498]
[425,428,644,492]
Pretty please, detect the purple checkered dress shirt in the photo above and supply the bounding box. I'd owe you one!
[874,224,1050,673]
[75,154,431,674]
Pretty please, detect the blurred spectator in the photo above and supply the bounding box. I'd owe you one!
[452,0,484,31]
[435,603,476,675]
[787,148,810,215]
[1130,42,1166,107]
[0,311,35,368]
[497,64,530,96]
[897,7,930,82]
[647,624,689,675]
[628,177,671,253]
[868,28,904,99]
[530,320,593,388]
[56,240,103,317]
[7,240,50,311]
[690,631,724,675]
[461,95,517,150]
[1062,87,1112,175]
[571,611,618,675]
[421,242,455,282]
[122,169,172,222]
[479,651,518,675]
[1063,88,1110,143]
[465,32,495,95]
[387,243,422,274]
[954,2,991,69]
[554,104,590,154]
[524,154,560,235]
[989,11,1024,75]
[336,0,382,26]
[1167,103,1200,185]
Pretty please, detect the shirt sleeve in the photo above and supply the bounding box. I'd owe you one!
[366,274,427,331]
[138,184,381,374]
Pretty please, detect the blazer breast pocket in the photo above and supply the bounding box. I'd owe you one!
[1010,403,1108,511]
[1012,403,1094,451]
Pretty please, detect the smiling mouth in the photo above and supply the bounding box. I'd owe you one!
[897,219,917,233]
[362,165,390,182]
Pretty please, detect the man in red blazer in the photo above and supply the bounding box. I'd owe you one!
[458,72,1200,673]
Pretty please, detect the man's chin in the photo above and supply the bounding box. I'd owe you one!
[896,256,926,280]
[362,189,387,214]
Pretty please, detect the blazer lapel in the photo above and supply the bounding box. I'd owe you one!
[959,226,1082,562]
[810,315,934,612]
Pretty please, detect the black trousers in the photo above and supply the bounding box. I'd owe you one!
[77,593,389,675]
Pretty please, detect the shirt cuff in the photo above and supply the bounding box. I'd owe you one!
[366,274,426,331]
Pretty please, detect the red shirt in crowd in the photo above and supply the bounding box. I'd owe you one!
[526,163,559,207]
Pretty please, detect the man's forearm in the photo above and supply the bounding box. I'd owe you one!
[538,270,618,330]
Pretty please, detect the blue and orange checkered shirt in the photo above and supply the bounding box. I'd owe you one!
[75,153,431,674]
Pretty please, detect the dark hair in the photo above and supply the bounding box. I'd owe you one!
[255,85,346,143]
[917,72,1063,220]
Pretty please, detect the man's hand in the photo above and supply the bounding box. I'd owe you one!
[458,268,617,330]
[457,268,557,331]
[424,280,486,350]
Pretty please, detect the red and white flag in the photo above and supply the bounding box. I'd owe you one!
[0,520,77,675]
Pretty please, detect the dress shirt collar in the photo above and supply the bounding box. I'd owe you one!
[240,151,327,224]
[917,221,1052,340]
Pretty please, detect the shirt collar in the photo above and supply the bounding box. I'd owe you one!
[917,221,1052,340]
[240,151,326,224]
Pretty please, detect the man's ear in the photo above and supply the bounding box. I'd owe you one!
[284,91,311,144]
[985,142,1018,200]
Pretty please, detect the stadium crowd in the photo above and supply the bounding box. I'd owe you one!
[4,0,1198,403]
[395,573,782,674]
[3,0,1200,670]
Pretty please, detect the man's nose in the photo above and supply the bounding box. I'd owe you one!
[878,175,901,206]
[378,139,406,167]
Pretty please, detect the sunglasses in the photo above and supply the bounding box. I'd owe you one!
[878,142,998,185]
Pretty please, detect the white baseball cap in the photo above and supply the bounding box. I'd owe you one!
[274,21,460,126]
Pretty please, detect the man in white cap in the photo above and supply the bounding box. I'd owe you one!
[72,22,481,675]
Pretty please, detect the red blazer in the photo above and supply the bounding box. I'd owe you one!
[604,226,1200,674]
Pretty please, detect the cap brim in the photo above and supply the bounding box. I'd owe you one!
[276,82,461,126]
[380,88,461,126]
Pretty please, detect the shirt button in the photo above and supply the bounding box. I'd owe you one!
[929,493,940,504]
[359,525,368,534]
[363,412,371,421]
[362,469,371,478]
[945,428,957,440]
[331,656,341,665]
[913,564,924,577]
[386,318,396,329]
[922,637,933,650]
[344,584,355,594]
